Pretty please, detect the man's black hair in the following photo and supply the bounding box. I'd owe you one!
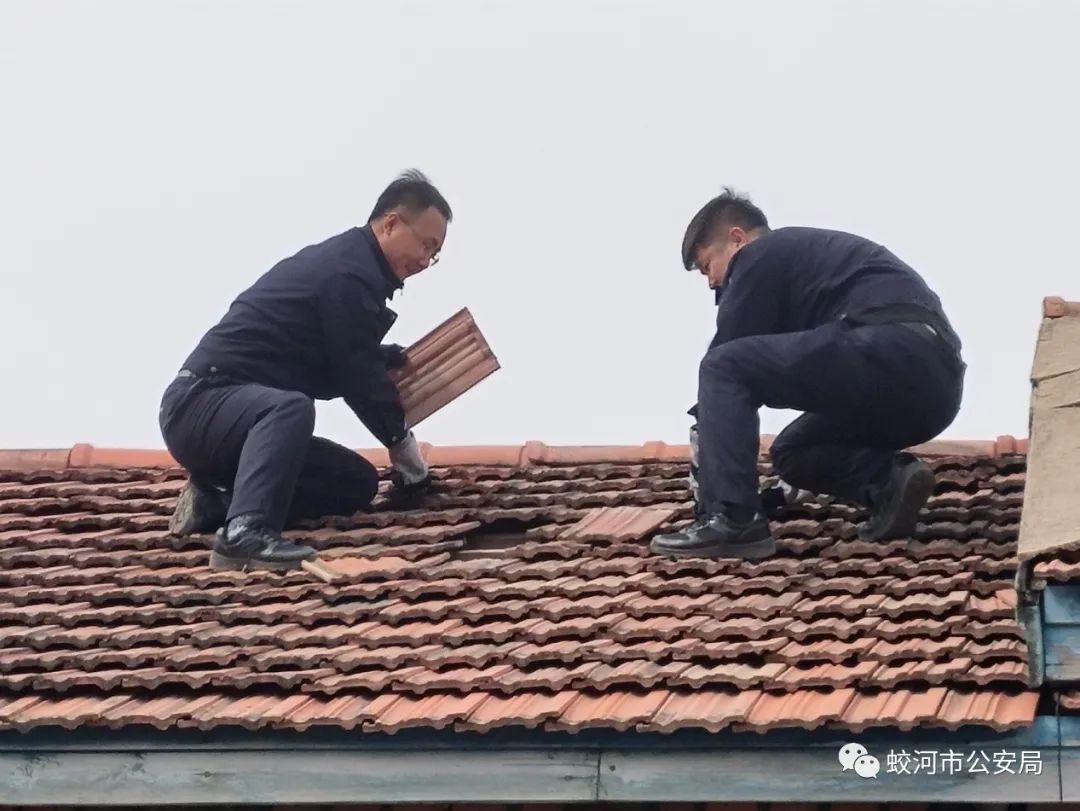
[681,187,769,270]
[368,169,453,224]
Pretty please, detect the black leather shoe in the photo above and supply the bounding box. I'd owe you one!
[858,455,935,541]
[169,479,228,536]
[210,515,316,571]
[650,513,775,559]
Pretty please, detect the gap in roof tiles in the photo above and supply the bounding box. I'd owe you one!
[448,516,554,560]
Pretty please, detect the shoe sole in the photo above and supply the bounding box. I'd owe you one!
[168,486,199,536]
[861,462,935,540]
[209,551,312,572]
[170,484,226,537]
[650,534,776,560]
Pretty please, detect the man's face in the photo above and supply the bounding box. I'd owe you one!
[693,226,750,289]
[376,206,448,280]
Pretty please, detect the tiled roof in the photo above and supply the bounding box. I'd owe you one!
[0,438,1038,735]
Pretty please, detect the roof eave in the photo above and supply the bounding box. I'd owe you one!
[0,719,1064,804]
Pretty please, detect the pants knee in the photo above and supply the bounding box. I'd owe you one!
[352,461,380,504]
[698,343,748,386]
[309,440,379,506]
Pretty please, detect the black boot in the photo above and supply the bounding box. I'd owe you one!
[858,454,935,541]
[650,513,775,559]
[210,514,316,571]
[169,479,228,536]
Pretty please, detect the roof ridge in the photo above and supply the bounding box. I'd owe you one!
[0,436,1030,472]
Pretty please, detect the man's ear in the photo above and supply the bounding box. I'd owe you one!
[377,211,402,237]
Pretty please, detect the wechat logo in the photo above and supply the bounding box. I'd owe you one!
[839,742,881,779]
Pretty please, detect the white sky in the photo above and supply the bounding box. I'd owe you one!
[2,0,1077,450]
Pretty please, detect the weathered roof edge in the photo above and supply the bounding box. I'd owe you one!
[1017,295,1080,564]
[0,716,1064,805]
[0,436,1029,473]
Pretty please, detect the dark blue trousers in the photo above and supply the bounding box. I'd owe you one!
[159,375,380,532]
[696,321,965,517]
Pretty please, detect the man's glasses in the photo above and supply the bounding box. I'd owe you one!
[403,218,441,266]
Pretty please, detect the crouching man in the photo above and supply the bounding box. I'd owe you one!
[652,189,965,559]
[159,170,450,570]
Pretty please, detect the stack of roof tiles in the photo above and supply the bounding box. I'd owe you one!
[0,440,1040,734]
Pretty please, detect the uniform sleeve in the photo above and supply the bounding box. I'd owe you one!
[708,244,787,348]
[318,272,408,447]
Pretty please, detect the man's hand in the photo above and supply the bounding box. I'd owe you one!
[380,343,409,370]
[386,432,432,508]
[389,431,429,485]
[386,474,432,508]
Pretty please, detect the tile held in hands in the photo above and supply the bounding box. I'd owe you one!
[389,308,500,427]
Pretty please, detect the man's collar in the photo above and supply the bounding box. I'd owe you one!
[360,225,404,298]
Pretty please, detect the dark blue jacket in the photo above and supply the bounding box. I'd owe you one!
[709,227,959,352]
[182,226,407,447]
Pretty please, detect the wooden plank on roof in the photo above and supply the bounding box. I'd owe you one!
[599,748,1059,802]
[0,749,599,805]
[1018,301,1080,562]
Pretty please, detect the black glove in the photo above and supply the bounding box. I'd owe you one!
[760,482,815,520]
[380,343,409,370]
[386,472,433,509]
[760,484,789,520]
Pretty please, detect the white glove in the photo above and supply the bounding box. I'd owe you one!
[389,432,429,485]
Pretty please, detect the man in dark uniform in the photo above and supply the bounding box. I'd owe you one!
[159,170,450,571]
[651,188,965,559]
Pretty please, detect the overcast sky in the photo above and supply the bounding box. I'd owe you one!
[2,0,1077,451]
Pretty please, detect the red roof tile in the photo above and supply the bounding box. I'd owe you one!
[0,442,1038,735]
[644,689,762,733]
[551,690,672,731]
[741,688,858,730]
[560,506,677,542]
[387,308,500,429]
[368,692,490,732]
[870,658,975,688]
[461,689,579,730]
[1034,556,1080,582]
[937,690,1039,729]
[1058,689,1080,711]
[842,687,950,732]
